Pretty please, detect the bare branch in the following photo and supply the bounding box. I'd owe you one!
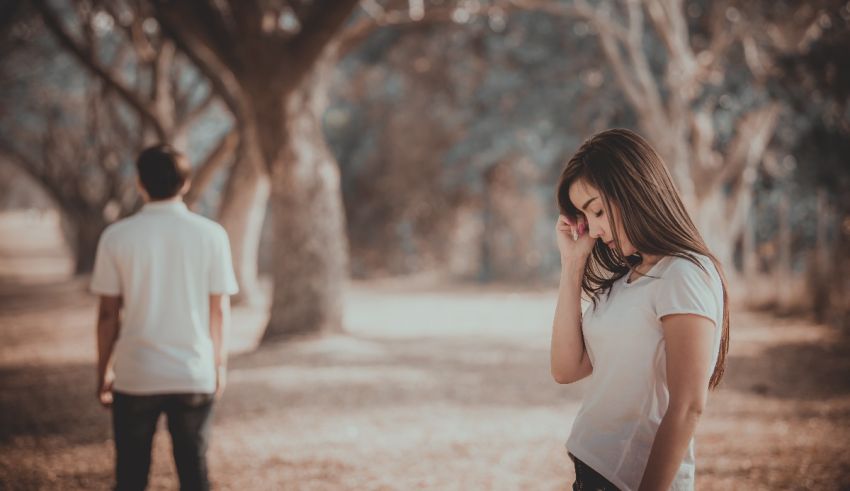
[333,4,457,58]
[0,138,66,208]
[223,0,262,46]
[183,0,240,70]
[174,88,216,137]
[33,0,167,140]
[184,129,239,207]
[645,0,700,99]
[153,3,246,126]
[286,0,361,82]
[620,0,665,115]
[361,0,388,20]
[151,40,176,130]
[699,103,781,201]
[512,0,659,121]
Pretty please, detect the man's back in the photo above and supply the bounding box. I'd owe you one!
[91,201,238,394]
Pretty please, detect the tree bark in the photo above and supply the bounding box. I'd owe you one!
[70,211,107,274]
[217,157,269,307]
[776,198,792,308]
[742,207,758,277]
[809,189,831,321]
[262,80,348,340]
[150,0,359,341]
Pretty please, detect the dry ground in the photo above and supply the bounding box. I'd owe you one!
[1,213,849,490]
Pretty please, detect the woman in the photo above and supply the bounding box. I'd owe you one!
[551,129,729,490]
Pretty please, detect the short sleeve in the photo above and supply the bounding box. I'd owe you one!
[654,258,720,327]
[90,231,122,296]
[210,227,239,295]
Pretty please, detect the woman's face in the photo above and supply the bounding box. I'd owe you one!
[568,178,637,257]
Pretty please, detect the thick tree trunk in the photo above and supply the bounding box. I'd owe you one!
[262,83,348,340]
[695,190,735,270]
[217,157,269,307]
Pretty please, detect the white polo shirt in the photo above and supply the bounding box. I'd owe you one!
[566,253,724,491]
[90,200,239,394]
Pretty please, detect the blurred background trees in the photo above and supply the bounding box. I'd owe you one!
[1,0,847,337]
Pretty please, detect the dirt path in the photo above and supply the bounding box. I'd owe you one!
[1,279,848,490]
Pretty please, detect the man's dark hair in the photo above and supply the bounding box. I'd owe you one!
[136,144,191,200]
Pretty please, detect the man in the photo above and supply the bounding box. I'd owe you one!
[91,144,238,491]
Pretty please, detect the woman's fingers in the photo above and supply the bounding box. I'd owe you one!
[559,219,577,241]
[557,215,581,240]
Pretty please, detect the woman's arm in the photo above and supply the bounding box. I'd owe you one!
[550,263,593,384]
[550,215,594,384]
[638,313,716,490]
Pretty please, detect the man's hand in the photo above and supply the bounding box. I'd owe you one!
[210,294,230,400]
[96,295,122,409]
[98,376,114,408]
[215,366,227,400]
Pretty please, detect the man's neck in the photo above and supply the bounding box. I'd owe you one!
[145,196,183,205]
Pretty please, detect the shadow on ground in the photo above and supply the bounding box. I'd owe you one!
[2,283,850,489]
[217,334,578,420]
[724,328,850,400]
[0,362,110,446]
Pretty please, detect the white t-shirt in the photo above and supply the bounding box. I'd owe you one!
[90,201,239,394]
[566,253,724,491]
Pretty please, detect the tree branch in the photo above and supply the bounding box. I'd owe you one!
[153,2,246,126]
[286,0,361,83]
[0,138,67,209]
[184,129,239,208]
[33,0,167,141]
[182,0,241,71]
[174,87,216,137]
[699,103,780,201]
[332,4,458,59]
[151,40,177,131]
[621,0,665,115]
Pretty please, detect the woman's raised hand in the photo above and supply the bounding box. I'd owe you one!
[555,215,595,267]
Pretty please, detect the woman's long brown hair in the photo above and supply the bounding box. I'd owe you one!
[557,128,730,390]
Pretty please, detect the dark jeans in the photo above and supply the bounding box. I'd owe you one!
[570,453,620,491]
[112,391,215,491]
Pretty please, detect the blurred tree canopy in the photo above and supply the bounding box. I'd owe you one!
[1,0,848,333]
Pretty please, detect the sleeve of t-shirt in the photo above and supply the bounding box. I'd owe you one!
[90,230,122,296]
[210,226,239,295]
[654,258,719,327]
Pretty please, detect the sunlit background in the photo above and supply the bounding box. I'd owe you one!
[1,1,848,489]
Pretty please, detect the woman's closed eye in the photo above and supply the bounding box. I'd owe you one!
[594,210,604,218]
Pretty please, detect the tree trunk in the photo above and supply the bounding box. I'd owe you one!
[71,211,107,275]
[809,189,831,322]
[742,209,758,278]
[776,198,792,308]
[262,82,348,340]
[478,170,494,283]
[695,190,736,272]
[217,157,269,307]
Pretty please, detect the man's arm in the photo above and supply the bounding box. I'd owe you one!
[209,294,231,398]
[96,295,122,407]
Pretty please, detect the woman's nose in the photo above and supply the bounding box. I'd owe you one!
[588,223,604,239]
